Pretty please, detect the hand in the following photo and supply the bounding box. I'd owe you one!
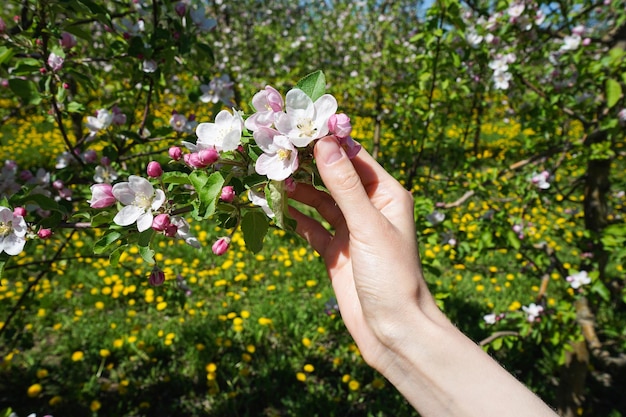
[288,136,446,367]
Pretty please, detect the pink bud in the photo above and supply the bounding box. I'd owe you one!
[13,207,26,217]
[37,228,52,239]
[328,113,352,138]
[82,149,97,163]
[175,2,187,17]
[582,38,591,46]
[63,83,70,89]
[152,213,171,232]
[148,266,166,286]
[47,53,64,72]
[164,224,178,237]
[220,186,235,203]
[89,183,116,208]
[169,146,182,161]
[52,179,64,190]
[198,148,219,165]
[19,170,33,181]
[284,177,296,193]
[337,136,361,159]
[100,156,111,166]
[212,237,230,256]
[147,161,163,178]
[59,32,77,49]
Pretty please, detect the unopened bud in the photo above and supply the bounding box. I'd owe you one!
[212,237,230,256]
[168,146,182,161]
[13,207,26,217]
[148,266,166,286]
[220,186,235,203]
[37,228,52,239]
[152,213,171,232]
[147,161,163,178]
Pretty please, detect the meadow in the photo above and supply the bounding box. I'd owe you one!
[2,105,623,416]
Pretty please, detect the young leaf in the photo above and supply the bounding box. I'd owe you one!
[265,180,290,229]
[93,231,122,254]
[606,78,622,109]
[189,171,225,219]
[296,70,326,101]
[241,210,269,253]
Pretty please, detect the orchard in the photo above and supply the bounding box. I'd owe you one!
[0,1,625,416]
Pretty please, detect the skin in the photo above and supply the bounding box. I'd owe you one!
[288,136,558,417]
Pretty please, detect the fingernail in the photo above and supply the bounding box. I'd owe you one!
[318,137,345,165]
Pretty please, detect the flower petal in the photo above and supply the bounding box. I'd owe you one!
[113,205,144,226]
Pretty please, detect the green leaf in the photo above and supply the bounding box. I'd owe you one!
[67,101,85,113]
[136,228,155,247]
[241,210,269,253]
[93,231,122,254]
[108,245,126,267]
[162,171,191,185]
[296,70,326,101]
[0,47,14,65]
[8,78,41,105]
[591,281,611,302]
[606,78,622,109]
[0,257,7,281]
[506,230,521,250]
[189,171,225,219]
[139,246,155,265]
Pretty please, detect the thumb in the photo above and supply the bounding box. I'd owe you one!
[314,136,380,231]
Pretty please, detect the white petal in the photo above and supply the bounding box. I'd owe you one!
[136,212,153,232]
[128,175,154,195]
[3,233,26,255]
[253,127,278,152]
[151,189,166,210]
[112,183,135,205]
[113,205,144,226]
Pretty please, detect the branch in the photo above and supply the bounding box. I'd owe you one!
[479,331,520,347]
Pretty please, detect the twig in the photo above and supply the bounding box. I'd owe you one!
[479,331,520,347]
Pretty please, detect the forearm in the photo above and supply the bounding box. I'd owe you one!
[370,305,558,417]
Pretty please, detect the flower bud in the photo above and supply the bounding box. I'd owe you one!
[82,149,98,163]
[13,206,26,217]
[47,52,64,72]
[220,186,235,203]
[148,266,166,286]
[198,148,219,165]
[328,113,352,138]
[59,32,77,49]
[147,161,163,178]
[152,213,171,232]
[37,228,52,239]
[52,179,64,190]
[164,224,178,237]
[284,177,296,193]
[169,146,182,161]
[212,237,230,256]
[89,183,116,208]
[175,2,187,17]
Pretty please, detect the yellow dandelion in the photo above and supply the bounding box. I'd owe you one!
[348,380,360,391]
[36,368,49,379]
[302,337,312,348]
[303,364,315,373]
[90,400,101,412]
[27,383,43,397]
[296,372,306,382]
[71,351,84,361]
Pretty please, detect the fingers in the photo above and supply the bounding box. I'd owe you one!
[313,136,385,231]
[288,205,332,257]
[288,183,345,229]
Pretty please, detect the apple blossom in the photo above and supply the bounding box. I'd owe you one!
[169,146,183,160]
[111,106,127,125]
[337,135,361,159]
[59,32,77,49]
[112,176,166,232]
[0,206,27,256]
[522,303,544,322]
[193,109,243,152]
[86,109,113,133]
[190,8,217,32]
[89,183,116,208]
[37,228,52,239]
[531,171,550,189]
[566,270,591,289]
[244,86,284,131]
[47,52,64,72]
[275,88,338,147]
[560,34,581,51]
[93,165,118,184]
[170,216,201,248]
[13,207,26,217]
[199,75,235,107]
[254,128,299,181]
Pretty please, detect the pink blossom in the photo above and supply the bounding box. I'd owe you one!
[147,161,163,178]
[47,52,64,72]
[0,206,27,256]
[89,183,116,208]
[220,186,235,203]
[37,228,52,239]
[328,113,352,138]
[212,237,230,256]
[338,136,361,159]
[112,176,166,232]
[60,32,77,49]
[244,86,284,131]
[566,270,591,289]
[522,303,543,322]
[111,105,127,125]
[254,127,299,181]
